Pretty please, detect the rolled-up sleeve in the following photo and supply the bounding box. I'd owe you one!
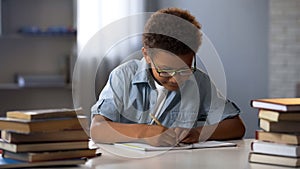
[205,87,241,125]
[91,71,123,121]
[196,71,241,126]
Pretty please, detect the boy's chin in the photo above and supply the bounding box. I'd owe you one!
[163,84,179,91]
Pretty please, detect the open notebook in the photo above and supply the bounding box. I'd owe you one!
[114,141,237,151]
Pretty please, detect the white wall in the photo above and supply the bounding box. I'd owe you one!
[75,0,146,119]
[152,0,269,138]
[269,0,300,98]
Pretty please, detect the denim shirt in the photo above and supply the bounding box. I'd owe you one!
[91,58,241,128]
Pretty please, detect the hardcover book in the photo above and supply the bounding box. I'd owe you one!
[2,149,97,162]
[249,152,300,167]
[251,140,300,157]
[251,98,300,112]
[258,109,300,122]
[0,139,89,153]
[6,108,80,120]
[0,116,87,134]
[1,130,89,143]
[0,156,87,169]
[256,130,300,145]
[259,119,300,133]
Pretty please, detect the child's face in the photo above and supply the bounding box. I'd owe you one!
[144,49,195,91]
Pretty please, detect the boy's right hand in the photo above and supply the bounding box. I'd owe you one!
[141,125,177,147]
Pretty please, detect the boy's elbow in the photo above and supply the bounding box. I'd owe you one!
[236,124,246,139]
[233,116,246,139]
[90,120,101,143]
[90,123,99,142]
[89,116,110,143]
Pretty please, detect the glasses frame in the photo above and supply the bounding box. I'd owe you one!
[150,56,197,77]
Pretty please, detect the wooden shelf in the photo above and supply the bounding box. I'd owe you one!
[0,33,76,40]
[0,83,72,90]
[0,0,75,114]
[0,83,19,90]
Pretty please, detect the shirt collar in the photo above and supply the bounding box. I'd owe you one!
[132,58,155,87]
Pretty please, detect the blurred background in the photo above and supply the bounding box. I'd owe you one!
[0,0,299,138]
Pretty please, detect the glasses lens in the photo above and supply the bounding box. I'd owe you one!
[151,58,196,77]
[158,69,193,77]
[178,70,193,76]
[159,72,173,77]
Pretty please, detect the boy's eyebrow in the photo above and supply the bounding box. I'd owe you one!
[158,64,191,70]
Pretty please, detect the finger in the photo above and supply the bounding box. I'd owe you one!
[151,137,174,147]
[162,137,177,146]
[163,129,177,139]
[160,131,177,146]
[148,133,175,147]
[180,137,195,144]
[180,130,200,143]
[174,127,185,135]
[177,129,190,141]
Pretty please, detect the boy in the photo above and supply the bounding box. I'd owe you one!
[90,8,245,147]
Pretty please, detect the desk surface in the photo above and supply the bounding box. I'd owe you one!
[82,139,297,169]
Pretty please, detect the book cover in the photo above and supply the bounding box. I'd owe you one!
[251,98,300,112]
[114,141,236,151]
[0,140,89,153]
[251,140,300,157]
[1,130,89,143]
[0,156,86,169]
[0,116,87,134]
[256,130,300,145]
[258,109,300,122]
[2,149,97,162]
[6,108,80,120]
[249,152,300,167]
[260,119,300,133]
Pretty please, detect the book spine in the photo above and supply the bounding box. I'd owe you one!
[255,130,259,140]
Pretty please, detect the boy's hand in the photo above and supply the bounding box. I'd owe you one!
[173,127,200,144]
[142,125,177,147]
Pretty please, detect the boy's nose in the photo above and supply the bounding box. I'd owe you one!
[169,75,186,85]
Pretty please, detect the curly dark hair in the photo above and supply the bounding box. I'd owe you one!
[143,8,202,56]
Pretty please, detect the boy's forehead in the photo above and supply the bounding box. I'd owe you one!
[153,51,179,61]
[153,50,176,58]
[153,50,193,60]
[153,50,193,67]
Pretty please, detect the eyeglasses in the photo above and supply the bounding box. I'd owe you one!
[150,57,196,77]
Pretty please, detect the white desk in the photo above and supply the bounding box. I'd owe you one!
[82,139,296,169]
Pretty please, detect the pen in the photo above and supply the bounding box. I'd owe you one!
[149,113,162,126]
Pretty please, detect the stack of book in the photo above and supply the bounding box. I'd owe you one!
[249,98,300,167]
[0,108,97,168]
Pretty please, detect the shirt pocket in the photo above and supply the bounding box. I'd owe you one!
[168,111,198,128]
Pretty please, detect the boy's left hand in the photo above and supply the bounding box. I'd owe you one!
[173,127,200,144]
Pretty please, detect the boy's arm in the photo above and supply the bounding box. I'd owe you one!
[202,115,246,140]
[176,116,246,143]
[90,114,177,146]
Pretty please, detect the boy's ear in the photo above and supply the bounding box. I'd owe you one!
[142,47,151,64]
